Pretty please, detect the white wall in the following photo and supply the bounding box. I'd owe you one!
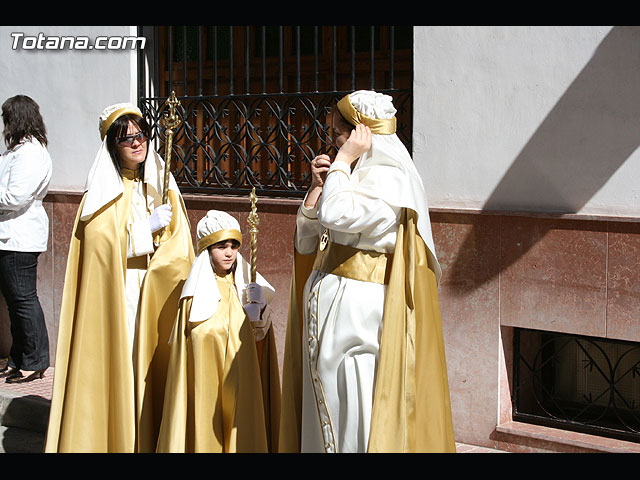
[414,26,640,217]
[0,25,139,192]
[4,25,638,215]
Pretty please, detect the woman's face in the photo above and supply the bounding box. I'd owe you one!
[208,240,239,276]
[332,113,354,149]
[115,121,147,170]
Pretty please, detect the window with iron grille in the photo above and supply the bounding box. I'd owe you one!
[514,328,640,443]
[137,25,413,197]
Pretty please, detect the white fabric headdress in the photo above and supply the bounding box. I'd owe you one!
[80,102,179,222]
[338,90,441,282]
[98,102,143,140]
[197,209,241,237]
[195,209,243,254]
[181,210,275,323]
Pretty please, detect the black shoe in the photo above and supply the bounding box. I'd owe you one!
[6,369,46,384]
[0,368,19,379]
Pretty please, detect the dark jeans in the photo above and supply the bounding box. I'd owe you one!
[0,251,49,371]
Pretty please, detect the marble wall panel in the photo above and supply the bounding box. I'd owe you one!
[431,211,502,446]
[48,195,82,362]
[37,202,55,359]
[606,221,640,341]
[499,216,608,338]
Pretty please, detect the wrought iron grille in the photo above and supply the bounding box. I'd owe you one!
[514,328,640,443]
[137,26,413,197]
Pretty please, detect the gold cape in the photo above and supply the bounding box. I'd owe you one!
[156,274,281,452]
[278,209,455,452]
[45,188,194,453]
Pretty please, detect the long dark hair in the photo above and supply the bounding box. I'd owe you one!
[105,113,151,175]
[2,95,48,150]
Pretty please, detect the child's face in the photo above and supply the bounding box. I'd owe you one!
[208,240,239,275]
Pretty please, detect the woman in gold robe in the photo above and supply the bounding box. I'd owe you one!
[279,90,456,453]
[157,210,280,452]
[45,103,194,453]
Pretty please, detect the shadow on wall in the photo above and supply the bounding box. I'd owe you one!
[447,26,640,294]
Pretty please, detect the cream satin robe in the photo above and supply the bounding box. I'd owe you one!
[122,167,156,354]
[46,123,195,452]
[295,160,401,453]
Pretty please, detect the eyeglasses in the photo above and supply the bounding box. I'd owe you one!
[117,131,147,147]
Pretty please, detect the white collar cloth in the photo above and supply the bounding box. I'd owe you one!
[181,250,275,323]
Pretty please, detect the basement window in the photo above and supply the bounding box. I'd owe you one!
[513,328,640,443]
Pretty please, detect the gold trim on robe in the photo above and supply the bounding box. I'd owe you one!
[277,242,315,452]
[156,272,281,452]
[45,189,194,453]
[278,209,455,453]
[367,209,455,452]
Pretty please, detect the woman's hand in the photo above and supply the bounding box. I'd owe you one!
[303,124,371,209]
[304,154,332,208]
[335,124,372,167]
[310,154,332,189]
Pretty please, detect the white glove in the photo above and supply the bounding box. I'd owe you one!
[149,204,173,233]
[244,303,271,341]
[243,283,269,341]
[244,282,266,306]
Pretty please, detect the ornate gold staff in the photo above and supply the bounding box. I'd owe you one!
[247,187,259,282]
[160,91,181,205]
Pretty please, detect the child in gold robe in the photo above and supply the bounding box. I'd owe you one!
[157,210,280,452]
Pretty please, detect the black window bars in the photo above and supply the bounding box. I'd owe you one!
[137,25,413,197]
[514,328,640,443]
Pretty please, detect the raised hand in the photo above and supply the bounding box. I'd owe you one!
[304,154,332,208]
[335,124,372,167]
[310,154,332,189]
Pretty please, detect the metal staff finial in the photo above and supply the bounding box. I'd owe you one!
[248,187,259,283]
[160,91,181,205]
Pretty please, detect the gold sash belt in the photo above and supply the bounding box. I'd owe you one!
[313,241,392,285]
[127,254,149,270]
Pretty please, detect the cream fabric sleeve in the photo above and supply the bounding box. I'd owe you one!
[126,189,154,258]
[127,218,155,258]
[294,193,323,255]
[317,160,400,239]
[244,302,272,341]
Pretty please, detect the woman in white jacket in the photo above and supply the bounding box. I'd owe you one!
[0,95,52,384]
